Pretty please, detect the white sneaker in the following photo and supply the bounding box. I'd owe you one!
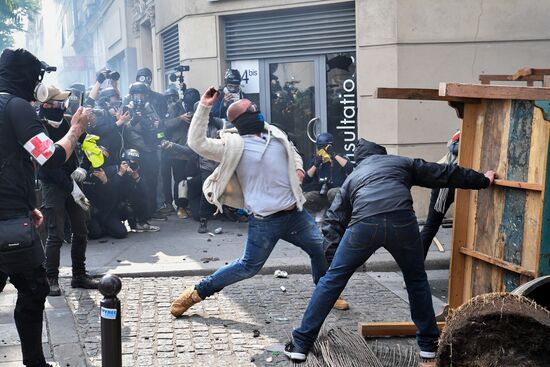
[135,223,160,233]
[284,342,307,362]
[419,350,436,359]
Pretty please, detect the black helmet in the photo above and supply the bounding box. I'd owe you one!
[164,87,179,98]
[129,82,150,95]
[224,69,241,85]
[182,88,200,113]
[99,87,119,100]
[316,132,334,147]
[136,68,152,83]
[122,148,140,162]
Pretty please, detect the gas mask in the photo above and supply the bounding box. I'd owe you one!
[137,75,152,86]
[107,99,122,116]
[223,86,241,104]
[34,80,49,103]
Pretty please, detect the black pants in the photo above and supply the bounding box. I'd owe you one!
[420,187,455,259]
[188,170,215,221]
[119,178,150,226]
[6,265,50,367]
[140,151,160,217]
[43,184,89,279]
[88,211,127,240]
[161,153,188,209]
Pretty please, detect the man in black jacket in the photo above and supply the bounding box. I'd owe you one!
[39,87,98,296]
[0,48,90,367]
[285,138,495,364]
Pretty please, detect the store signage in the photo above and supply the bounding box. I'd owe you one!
[337,78,357,161]
[231,60,260,94]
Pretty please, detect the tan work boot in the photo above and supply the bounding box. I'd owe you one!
[333,296,350,310]
[170,287,202,317]
[177,207,189,219]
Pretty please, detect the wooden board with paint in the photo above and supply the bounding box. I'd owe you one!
[373,83,550,313]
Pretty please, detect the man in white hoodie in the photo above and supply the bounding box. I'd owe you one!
[170,88,328,317]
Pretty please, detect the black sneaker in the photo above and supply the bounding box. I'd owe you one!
[158,203,175,215]
[71,275,99,289]
[151,211,168,221]
[48,277,61,296]
[198,218,208,234]
[284,341,307,362]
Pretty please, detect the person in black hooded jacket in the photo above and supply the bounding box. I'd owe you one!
[0,48,91,367]
[285,138,496,364]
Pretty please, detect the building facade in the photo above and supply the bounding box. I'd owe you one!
[145,0,550,213]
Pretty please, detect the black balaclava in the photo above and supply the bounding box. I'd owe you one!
[232,111,264,136]
[0,48,42,101]
[39,106,65,128]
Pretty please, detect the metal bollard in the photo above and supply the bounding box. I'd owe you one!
[98,274,122,367]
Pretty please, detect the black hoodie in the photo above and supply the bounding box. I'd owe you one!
[322,138,489,251]
[0,48,42,102]
[0,49,66,212]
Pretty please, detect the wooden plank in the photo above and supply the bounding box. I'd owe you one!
[539,135,550,276]
[439,83,550,101]
[513,68,550,79]
[471,100,510,297]
[500,100,533,290]
[358,321,446,337]
[459,247,536,278]
[462,102,485,302]
[374,87,479,103]
[448,103,479,308]
[479,74,546,84]
[522,107,548,278]
[494,179,543,191]
[433,236,445,252]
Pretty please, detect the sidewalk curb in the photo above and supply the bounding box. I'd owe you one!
[82,258,449,278]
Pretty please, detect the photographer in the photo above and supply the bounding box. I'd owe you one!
[123,82,164,221]
[161,100,222,233]
[117,149,159,232]
[38,86,98,296]
[303,133,353,221]
[0,48,90,367]
[211,69,246,119]
[133,67,167,119]
[161,87,201,218]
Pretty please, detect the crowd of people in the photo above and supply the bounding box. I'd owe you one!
[0,47,497,367]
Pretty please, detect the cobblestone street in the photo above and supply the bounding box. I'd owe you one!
[60,273,422,367]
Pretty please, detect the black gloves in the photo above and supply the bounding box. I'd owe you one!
[313,155,323,168]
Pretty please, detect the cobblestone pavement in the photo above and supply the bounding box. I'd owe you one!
[60,273,422,367]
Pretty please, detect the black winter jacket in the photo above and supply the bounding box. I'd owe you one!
[322,138,490,251]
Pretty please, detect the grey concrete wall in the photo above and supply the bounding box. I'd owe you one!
[152,0,550,217]
[357,0,550,216]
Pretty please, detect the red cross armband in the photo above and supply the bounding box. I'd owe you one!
[23,132,55,166]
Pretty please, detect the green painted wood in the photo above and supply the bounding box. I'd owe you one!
[535,100,550,121]
[539,136,550,276]
[501,100,533,291]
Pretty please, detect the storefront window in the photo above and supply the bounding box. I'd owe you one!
[326,53,357,162]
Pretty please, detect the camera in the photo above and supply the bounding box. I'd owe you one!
[175,65,190,73]
[128,161,140,171]
[104,69,120,81]
[319,177,329,196]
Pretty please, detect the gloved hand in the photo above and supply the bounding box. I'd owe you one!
[313,155,323,168]
[70,167,87,182]
[325,144,336,158]
[71,181,90,212]
[160,140,174,150]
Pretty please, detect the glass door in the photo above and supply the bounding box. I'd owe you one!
[260,57,326,165]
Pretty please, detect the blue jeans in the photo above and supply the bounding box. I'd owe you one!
[195,209,328,298]
[292,210,439,353]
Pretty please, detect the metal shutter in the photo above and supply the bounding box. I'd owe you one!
[224,2,355,60]
[161,25,180,71]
